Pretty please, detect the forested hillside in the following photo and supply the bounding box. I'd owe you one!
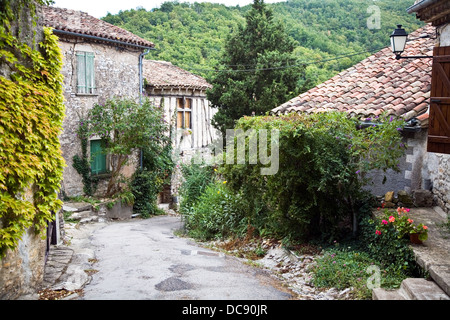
[103,0,423,91]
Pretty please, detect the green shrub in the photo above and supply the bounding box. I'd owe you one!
[130,168,164,218]
[182,181,247,240]
[178,161,215,215]
[219,112,406,242]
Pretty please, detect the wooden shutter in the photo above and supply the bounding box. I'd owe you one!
[76,52,95,94]
[85,52,95,94]
[428,46,450,154]
[90,140,106,174]
[76,52,86,93]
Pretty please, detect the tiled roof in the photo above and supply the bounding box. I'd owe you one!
[143,60,212,91]
[41,6,154,48]
[272,24,435,127]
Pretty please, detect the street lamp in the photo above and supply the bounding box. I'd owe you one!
[390,25,433,60]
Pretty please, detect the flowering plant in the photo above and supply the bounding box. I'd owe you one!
[375,207,428,242]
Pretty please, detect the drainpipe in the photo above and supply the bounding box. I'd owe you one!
[139,48,151,169]
[139,48,151,106]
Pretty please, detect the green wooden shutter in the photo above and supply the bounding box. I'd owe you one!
[90,140,106,174]
[76,52,86,94]
[76,52,95,94]
[86,52,95,94]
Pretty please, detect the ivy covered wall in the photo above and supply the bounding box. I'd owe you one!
[0,0,65,298]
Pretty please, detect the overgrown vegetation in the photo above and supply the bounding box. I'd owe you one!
[0,0,65,258]
[72,118,99,196]
[178,111,415,299]
[84,97,170,198]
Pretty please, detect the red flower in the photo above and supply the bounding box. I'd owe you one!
[375,230,382,235]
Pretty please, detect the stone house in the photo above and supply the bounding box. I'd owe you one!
[272,24,450,211]
[41,6,155,198]
[143,60,218,197]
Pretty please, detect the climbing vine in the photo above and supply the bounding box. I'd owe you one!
[72,118,99,197]
[0,0,65,258]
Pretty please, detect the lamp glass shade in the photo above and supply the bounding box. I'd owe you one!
[390,25,408,54]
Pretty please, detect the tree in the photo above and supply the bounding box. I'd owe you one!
[86,98,170,197]
[207,0,302,134]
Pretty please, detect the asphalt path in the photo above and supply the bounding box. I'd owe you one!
[80,215,292,300]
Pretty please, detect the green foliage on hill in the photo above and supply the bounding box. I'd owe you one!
[102,0,423,92]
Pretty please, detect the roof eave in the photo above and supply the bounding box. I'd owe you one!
[52,28,155,50]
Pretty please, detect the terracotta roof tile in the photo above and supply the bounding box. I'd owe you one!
[41,6,154,48]
[143,60,211,91]
[272,24,435,127]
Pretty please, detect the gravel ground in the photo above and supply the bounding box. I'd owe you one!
[201,237,355,300]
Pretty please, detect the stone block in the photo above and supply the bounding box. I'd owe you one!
[412,189,434,207]
[398,190,413,206]
[385,191,395,203]
[105,200,133,220]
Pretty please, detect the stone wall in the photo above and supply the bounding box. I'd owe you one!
[57,39,142,197]
[0,228,46,300]
[425,152,450,213]
[365,129,428,196]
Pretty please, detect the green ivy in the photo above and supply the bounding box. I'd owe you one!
[72,118,98,196]
[0,2,65,258]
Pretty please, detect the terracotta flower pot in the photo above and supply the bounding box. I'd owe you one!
[409,233,423,245]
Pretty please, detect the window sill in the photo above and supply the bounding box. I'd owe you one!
[92,172,111,179]
[76,93,98,97]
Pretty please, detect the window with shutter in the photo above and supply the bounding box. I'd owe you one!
[90,140,107,174]
[428,46,450,154]
[176,97,192,129]
[76,51,96,94]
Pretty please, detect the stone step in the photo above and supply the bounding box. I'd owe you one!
[373,278,450,300]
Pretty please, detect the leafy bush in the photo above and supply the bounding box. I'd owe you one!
[178,161,216,216]
[182,181,247,240]
[130,168,163,218]
[219,112,406,242]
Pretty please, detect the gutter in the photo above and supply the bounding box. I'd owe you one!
[357,118,422,133]
[51,29,155,50]
[139,49,151,105]
[406,0,439,14]
[139,48,151,169]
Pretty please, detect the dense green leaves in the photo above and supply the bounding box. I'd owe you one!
[208,0,301,134]
[1,9,65,258]
[217,112,407,242]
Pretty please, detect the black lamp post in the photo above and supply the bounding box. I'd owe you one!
[390,25,433,60]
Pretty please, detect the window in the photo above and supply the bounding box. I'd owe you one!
[90,140,107,174]
[177,98,192,129]
[76,51,95,94]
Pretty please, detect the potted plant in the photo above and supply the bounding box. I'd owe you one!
[409,223,428,244]
[375,207,428,244]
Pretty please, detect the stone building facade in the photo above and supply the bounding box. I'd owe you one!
[41,6,155,198]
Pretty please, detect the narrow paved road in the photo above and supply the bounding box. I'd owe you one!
[80,215,292,300]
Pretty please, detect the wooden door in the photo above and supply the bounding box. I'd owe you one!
[428,46,450,154]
